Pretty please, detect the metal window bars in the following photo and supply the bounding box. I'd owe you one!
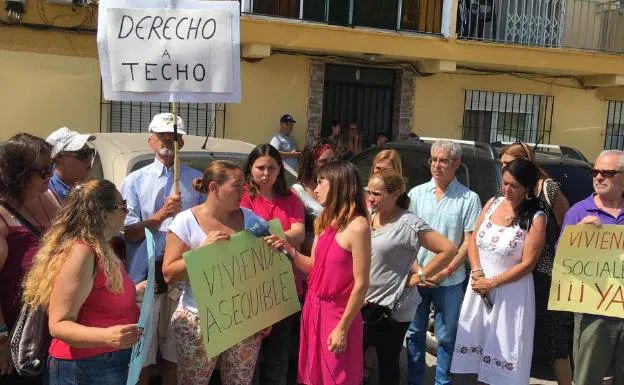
[604,100,624,150]
[462,90,554,145]
[101,101,223,138]
[457,0,624,54]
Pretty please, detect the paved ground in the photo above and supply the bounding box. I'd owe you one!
[365,348,558,385]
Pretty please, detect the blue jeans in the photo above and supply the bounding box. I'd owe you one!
[405,283,464,385]
[46,349,131,385]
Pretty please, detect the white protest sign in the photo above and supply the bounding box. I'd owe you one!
[98,0,241,103]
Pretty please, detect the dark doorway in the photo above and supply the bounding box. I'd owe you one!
[322,64,395,147]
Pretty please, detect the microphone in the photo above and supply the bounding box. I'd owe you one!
[244,214,295,261]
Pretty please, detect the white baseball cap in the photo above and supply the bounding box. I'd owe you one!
[46,127,96,159]
[148,113,187,135]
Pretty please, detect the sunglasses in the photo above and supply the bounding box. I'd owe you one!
[364,188,383,197]
[29,162,56,179]
[110,199,129,214]
[63,148,96,162]
[592,169,624,178]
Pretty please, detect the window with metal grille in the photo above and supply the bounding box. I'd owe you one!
[105,101,216,136]
[604,100,624,150]
[462,90,554,144]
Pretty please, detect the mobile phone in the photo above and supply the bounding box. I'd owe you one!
[482,294,493,310]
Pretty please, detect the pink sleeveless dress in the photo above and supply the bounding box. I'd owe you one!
[298,227,363,385]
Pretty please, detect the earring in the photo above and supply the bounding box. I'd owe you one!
[526,193,533,200]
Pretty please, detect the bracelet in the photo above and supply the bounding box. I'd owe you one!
[471,268,484,274]
[493,275,501,287]
[0,324,7,334]
[446,265,454,275]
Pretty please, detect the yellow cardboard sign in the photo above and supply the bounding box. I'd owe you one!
[183,220,301,358]
[548,224,624,318]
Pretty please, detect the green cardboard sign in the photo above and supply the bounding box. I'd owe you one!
[183,220,301,358]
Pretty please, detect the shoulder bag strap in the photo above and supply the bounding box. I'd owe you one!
[543,179,553,208]
[0,202,43,239]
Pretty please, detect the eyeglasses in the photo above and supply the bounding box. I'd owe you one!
[110,199,129,214]
[428,157,454,167]
[62,148,96,162]
[29,162,55,179]
[592,169,624,178]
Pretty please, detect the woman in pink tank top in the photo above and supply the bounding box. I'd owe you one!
[22,179,140,385]
[0,133,60,384]
[266,161,371,385]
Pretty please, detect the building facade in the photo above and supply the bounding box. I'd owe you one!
[1,0,624,160]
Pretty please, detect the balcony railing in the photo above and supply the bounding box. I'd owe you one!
[241,0,448,35]
[457,0,624,54]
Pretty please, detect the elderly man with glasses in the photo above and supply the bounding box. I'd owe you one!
[46,127,96,201]
[559,150,624,385]
[405,140,481,385]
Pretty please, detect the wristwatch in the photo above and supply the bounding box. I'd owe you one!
[418,267,426,282]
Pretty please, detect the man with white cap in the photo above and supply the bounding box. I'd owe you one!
[120,113,205,385]
[46,127,96,201]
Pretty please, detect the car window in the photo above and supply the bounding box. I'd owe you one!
[130,153,297,187]
[541,164,594,206]
[352,148,499,206]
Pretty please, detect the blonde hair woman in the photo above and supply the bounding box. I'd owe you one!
[370,149,403,177]
[22,179,140,385]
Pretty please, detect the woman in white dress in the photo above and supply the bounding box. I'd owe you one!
[450,158,547,385]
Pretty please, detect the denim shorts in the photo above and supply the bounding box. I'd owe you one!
[46,349,131,385]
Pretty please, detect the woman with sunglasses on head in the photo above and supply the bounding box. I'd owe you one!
[265,161,371,385]
[370,149,403,177]
[241,144,305,385]
[364,169,456,385]
[292,140,335,256]
[0,133,61,384]
[22,179,140,385]
[500,142,572,385]
[451,158,546,385]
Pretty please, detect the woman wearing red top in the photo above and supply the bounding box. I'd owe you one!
[22,179,140,385]
[241,144,305,385]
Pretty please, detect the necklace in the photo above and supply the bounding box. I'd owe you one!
[21,196,52,228]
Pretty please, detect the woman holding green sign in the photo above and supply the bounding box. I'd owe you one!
[163,160,269,385]
[265,161,371,385]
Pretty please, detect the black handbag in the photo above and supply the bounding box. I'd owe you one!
[361,302,393,325]
[9,304,50,376]
[0,202,50,376]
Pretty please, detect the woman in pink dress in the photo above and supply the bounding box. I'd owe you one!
[265,161,371,385]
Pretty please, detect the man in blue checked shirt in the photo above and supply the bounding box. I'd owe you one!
[121,113,205,385]
[405,140,481,385]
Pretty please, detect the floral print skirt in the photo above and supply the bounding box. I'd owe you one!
[171,304,262,385]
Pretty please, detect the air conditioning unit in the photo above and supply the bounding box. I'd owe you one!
[598,8,624,53]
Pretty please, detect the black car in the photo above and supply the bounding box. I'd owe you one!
[351,140,502,206]
[352,139,594,208]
